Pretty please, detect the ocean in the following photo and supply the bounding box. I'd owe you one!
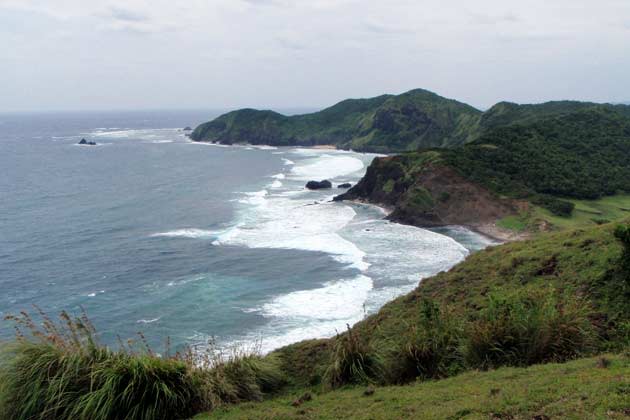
[0,110,495,354]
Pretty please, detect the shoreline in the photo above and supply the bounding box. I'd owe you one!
[340,198,516,245]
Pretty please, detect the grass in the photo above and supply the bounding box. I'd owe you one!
[495,194,630,235]
[496,214,529,232]
[196,355,630,419]
[0,310,286,420]
[531,194,630,231]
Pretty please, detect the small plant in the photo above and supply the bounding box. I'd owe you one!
[324,325,384,388]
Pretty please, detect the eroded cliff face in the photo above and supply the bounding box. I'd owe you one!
[335,155,518,230]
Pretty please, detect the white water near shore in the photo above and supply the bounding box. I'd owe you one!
[205,147,478,353]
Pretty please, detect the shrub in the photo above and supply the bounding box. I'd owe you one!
[532,194,575,217]
[394,299,463,382]
[324,325,384,388]
[614,223,630,245]
[463,288,597,369]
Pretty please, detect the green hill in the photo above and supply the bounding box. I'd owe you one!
[191,90,630,153]
[336,107,630,235]
[191,89,482,152]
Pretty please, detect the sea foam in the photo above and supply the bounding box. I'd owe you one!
[150,229,217,239]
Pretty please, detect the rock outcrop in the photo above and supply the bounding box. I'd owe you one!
[306,180,332,190]
[334,155,517,231]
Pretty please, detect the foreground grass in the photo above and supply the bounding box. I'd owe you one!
[197,355,630,419]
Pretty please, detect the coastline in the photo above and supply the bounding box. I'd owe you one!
[340,198,517,245]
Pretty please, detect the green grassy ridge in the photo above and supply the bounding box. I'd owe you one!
[191,89,484,152]
[197,355,630,419]
[191,88,630,153]
[272,221,629,388]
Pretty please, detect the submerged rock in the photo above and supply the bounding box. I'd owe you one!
[78,138,97,146]
[305,180,332,190]
[337,183,352,189]
[183,126,192,131]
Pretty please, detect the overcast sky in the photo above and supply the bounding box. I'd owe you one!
[1,0,629,112]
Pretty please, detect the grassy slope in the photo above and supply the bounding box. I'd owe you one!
[268,221,628,388]
[198,355,630,419]
[192,221,630,418]
[498,195,630,232]
[191,89,482,152]
[341,221,629,360]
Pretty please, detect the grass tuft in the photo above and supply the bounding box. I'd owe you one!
[324,325,384,388]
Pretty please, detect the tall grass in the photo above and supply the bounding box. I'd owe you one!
[333,290,600,386]
[0,309,285,419]
[396,299,464,382]
[463,288,597,369]
[324,325,384,388]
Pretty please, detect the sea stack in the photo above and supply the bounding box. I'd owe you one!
[305,180,332,190]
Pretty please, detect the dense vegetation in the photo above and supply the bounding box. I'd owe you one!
[444,107,630,202]
[338,107,630,224]
[191,89,482,152]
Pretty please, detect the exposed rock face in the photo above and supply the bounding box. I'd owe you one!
[306,180,332,190]
[337,183,352,189]
[78,138,97,146]
[335,156,517,229]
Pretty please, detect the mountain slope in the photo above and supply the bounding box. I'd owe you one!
[190,89,482,152]
[191,89,630,153]
[336,107,630,234]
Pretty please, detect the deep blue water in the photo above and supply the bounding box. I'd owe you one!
[0,111,494,353]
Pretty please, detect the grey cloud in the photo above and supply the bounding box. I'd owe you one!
[470,12,520,25]
[108,7,149,22]
[362,20,412,34]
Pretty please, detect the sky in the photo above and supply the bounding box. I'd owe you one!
[1,0,629,112]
